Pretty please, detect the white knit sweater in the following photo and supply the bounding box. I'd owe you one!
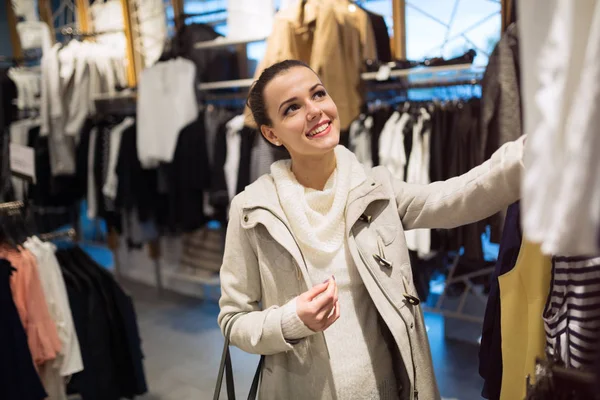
[272,146,399,399]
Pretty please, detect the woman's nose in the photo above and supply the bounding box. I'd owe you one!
[306,102,322,121]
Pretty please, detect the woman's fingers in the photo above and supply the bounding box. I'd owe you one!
[312,277,337,314]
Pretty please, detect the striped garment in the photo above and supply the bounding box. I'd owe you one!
[543,255,600,369]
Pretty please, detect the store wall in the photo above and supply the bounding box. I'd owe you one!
[0,5,13,56]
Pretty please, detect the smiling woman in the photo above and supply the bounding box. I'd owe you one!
[219,59,526,400]
[247,60,341,190]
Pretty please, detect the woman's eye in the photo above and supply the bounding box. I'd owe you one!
[313,90,327,99]
[284,104,300,115]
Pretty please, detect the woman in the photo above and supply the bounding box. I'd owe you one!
[218,60,524,400]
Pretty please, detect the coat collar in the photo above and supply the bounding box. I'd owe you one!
[241,169,390,231]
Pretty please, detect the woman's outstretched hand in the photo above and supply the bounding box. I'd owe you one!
[296,276,340,332]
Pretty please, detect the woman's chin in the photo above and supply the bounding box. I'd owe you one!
[305,130,340,150]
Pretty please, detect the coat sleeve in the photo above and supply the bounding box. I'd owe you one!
[218,196,297,355]
[395,136,525,230]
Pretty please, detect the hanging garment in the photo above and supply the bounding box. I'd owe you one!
[87,127,98,219]
[236,126,256,195]
[103,117,135,201]
[249,0,377,129]
[227,0,274,39]
[499,241,552,400]
[224,115,244,203]
[544,255,600,369]
[405,108,432,258]
[24,238,83,400]
[40,43,76,176]
[369,107,394,167]
[349,115,374,168]
[115,122,161,224]
[519,0,600,255]
[480,23,521,163]
[10,118,40,201]
[479,202,522,400]
[209,120,233,222]
[378,111,410,180]
[136,57,197,168]
[58,246,147,400]
[0,69,18,202]
[163,115,210,233]
[0,247,62,367]
[136,0,167,67]
[250,131,288,184]
[0,258,47,400]
[361,7,392,62]
[203,107,236,217]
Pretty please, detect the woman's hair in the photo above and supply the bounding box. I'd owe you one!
[247,59,313,128]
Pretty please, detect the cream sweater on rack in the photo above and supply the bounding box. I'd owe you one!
[271,146,399,400]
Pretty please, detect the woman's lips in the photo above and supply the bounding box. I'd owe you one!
[307,121,332,139]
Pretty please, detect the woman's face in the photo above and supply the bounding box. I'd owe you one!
[260,66,340,159]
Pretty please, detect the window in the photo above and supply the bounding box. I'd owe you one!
[405,0,501,67]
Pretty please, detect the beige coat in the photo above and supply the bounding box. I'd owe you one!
[245,0,377,130]
[218,137,525,400]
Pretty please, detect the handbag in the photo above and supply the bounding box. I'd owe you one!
[213,314,265,400]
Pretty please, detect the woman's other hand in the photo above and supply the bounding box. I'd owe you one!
[296,277,340,332]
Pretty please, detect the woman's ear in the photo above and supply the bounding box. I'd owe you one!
[260,125,281,146]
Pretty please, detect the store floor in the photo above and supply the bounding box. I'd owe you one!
[125,280,484,400]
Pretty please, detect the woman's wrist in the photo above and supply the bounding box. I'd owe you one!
[281,297,316,341]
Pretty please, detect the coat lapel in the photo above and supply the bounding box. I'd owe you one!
[240,175,314,289]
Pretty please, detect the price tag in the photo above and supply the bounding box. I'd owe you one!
[376,64,392,81]
[9,143,36,183]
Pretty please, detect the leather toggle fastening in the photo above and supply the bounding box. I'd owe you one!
[359,214,372,223]
[403,293,420,306]
[373,253,392,268]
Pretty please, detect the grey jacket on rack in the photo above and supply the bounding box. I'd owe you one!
[218,136,525,400]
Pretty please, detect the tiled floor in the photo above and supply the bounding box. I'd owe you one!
[125,280,484,400]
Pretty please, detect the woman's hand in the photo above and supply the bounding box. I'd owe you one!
[296,276,340,332]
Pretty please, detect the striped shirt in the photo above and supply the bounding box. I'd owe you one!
[543,255,600,369]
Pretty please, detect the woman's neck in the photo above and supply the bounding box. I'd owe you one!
[291,150,337,191]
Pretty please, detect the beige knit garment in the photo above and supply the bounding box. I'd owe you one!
[272,146,399,399]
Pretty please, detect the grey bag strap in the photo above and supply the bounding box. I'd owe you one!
[213,314,264,400]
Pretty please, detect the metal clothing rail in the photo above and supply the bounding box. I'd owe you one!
[197,64,483,92]
[194,36,268,50]
[366,78,481,92]
[361,63,484,81]
[198,78,254,91]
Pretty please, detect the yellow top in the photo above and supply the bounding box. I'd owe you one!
[499,240,551,400]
